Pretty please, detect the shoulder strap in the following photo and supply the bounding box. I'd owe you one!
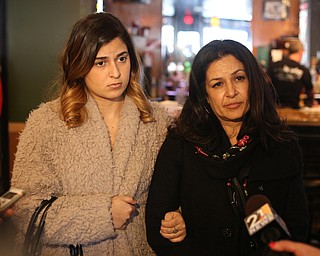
[22,196,57,256]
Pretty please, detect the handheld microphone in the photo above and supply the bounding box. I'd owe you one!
[244,194,293,256]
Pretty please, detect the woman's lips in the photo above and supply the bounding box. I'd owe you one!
[108,82,122,88]
[225,102,242,109]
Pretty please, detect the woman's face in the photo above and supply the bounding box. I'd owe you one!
[84,37,131,103]
[205,54,249,123]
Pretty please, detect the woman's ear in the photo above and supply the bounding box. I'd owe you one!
[205,95,209,104]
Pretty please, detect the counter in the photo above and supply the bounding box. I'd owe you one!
[277,107,320,180]
[277,107,320,127]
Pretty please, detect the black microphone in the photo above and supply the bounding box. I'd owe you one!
[244,194,293,256]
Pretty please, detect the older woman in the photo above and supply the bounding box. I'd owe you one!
[146,40,309,256]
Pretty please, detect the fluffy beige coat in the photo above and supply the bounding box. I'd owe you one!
[11,95,171,255]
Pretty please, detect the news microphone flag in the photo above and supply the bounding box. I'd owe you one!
[244,195,292,255]
[244,202,291,239]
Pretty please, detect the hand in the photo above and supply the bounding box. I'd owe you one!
[160,210,186,242]
[0,208,14,224]
[111,195,137,230]
[269,240,320,256]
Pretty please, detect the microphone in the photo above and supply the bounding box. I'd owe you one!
[244,194,293,256]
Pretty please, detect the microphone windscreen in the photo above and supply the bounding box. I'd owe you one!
[245,194,271,215]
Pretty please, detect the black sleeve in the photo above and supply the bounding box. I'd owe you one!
[301,66,314,107]
[145,135,212,256]
[302,67,313,92]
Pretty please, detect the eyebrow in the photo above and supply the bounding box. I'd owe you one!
[208,68,246,82]
[95,51,129,60]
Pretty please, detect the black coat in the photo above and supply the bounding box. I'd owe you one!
[146,130,309,256]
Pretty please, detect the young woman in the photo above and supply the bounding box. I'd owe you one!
[10,12,185,255]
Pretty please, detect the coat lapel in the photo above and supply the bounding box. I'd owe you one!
[112,97,141,195]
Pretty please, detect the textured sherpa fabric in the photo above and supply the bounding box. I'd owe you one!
[10,95,171,255]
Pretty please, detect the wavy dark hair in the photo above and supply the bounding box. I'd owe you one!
[174,39,293,147]
[58,12,154,128]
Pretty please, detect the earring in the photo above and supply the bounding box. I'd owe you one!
[204,105,210,114]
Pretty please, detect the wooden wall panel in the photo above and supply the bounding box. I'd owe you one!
[107,0,162,85]
[252,0,300,54]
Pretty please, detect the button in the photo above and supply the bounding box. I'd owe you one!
[257,184,264,191]
[249,240,256,248]
[221,228,233,238]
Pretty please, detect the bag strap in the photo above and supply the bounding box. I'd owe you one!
[22,196,57,256]
[227,160,251,218]
[226,160,255,256]
[69,244,84,256]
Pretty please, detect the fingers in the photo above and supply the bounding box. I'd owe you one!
[161,211,186,231]
[160,218,185,233]
[269,240,296,252]
[3,208,14,218]
[119,195,137,206]
[163,211,175,221]
[111,195,138,229]
[162,211,182,227]
[0,208,14,223]
[160,211,187,243]
[160,225,186,242]
[269,240,320,256]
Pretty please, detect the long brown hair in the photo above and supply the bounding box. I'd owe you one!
[58,12,154,128]
[175,40,293,147]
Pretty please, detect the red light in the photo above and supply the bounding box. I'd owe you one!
[184,15,194,25]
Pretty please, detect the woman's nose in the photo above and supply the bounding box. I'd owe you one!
[109,62,121,78]
[225,83,238,97]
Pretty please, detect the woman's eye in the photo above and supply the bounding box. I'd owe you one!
[118,56,127,62]
[96,61,105,67]
[235,75,246,81]
[212,81,222,88]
